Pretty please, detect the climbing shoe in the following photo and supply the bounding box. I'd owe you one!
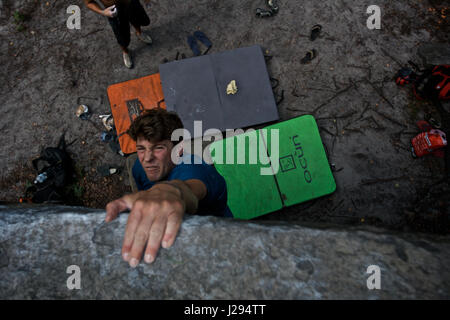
[256,8,273,18]
[301,49,317,64]
[267,0,279,13]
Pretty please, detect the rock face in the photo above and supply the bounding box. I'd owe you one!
[0,205,449,299]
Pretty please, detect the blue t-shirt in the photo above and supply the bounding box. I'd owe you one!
[132,154,232,217]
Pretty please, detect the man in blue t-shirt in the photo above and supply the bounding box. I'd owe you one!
[105,108,232,268]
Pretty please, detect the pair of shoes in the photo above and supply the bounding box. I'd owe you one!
[299,25,322,64]
[187,31,212,56]
[123,51,133,68]
[136,31,153,44]
[255,0,279,18]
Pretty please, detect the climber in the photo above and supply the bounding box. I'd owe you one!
[104,108,232,268]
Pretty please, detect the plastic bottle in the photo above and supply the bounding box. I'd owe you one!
[34,172,48,184]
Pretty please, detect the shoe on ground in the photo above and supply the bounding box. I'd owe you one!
[136,32,153,44]
[123,52,133,68]
[267,0,279,13]
[256,8,273,17]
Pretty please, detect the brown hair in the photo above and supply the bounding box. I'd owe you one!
[127,108,184,143]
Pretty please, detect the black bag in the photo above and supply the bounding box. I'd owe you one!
[414,64,450,101]
[26,134,73,203]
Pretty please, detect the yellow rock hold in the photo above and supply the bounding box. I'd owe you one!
[226,80,238,95]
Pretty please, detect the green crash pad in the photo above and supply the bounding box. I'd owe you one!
[211,115,336,220]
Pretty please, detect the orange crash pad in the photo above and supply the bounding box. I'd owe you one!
[107,73,166,154]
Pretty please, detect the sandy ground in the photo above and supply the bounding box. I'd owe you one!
[0,0,449,233]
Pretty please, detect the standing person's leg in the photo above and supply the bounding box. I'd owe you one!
[128,0,152,44]
[107,4,133,68]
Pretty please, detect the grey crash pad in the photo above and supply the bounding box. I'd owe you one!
[159,45,279,138]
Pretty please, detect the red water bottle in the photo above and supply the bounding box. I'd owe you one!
[411,129,447,158]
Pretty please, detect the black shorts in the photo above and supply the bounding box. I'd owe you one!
[108,0,150,48]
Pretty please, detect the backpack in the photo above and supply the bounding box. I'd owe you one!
[413,64,450,101]
[25,134,73,203]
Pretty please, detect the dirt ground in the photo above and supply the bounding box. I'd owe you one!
[0,0,449,233]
